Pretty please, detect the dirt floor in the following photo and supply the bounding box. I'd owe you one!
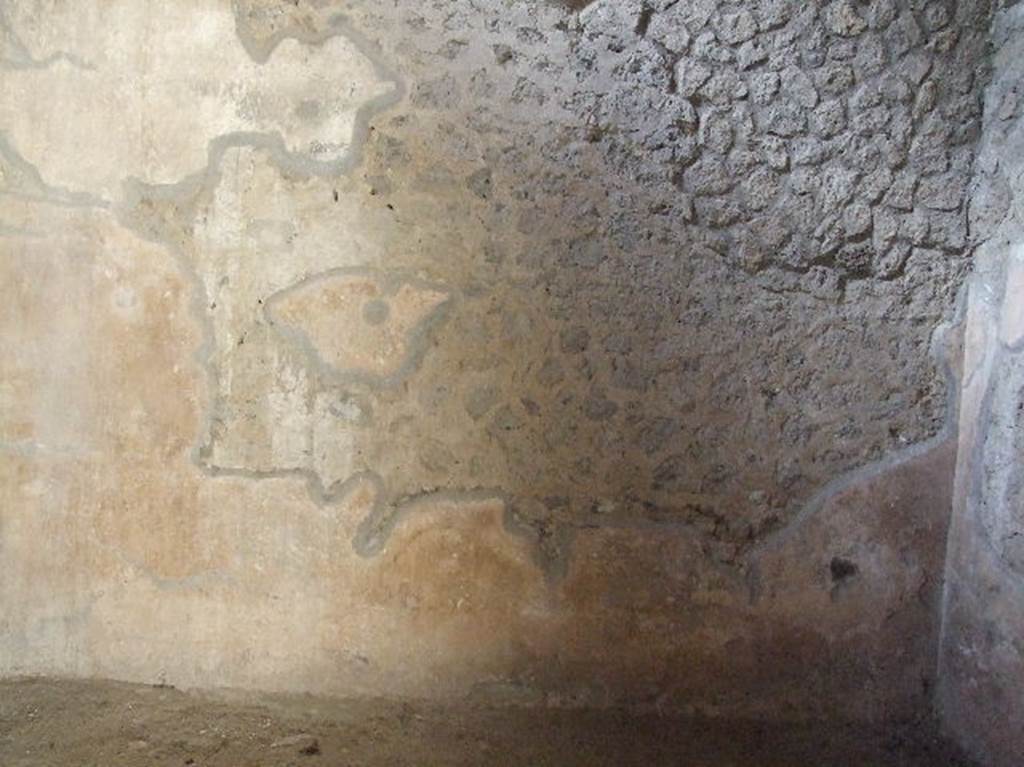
[0,677,978,767]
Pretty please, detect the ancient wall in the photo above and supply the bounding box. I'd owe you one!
[938,2,1024,763]
[0,0,994,720]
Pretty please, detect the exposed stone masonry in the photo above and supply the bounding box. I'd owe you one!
[225,0,992,561]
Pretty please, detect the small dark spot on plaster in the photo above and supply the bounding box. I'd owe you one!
[333,189,339,202]
[830,557,859,583]
[362,298,391,326]
[560,326,590,354]
[493,44,514,65]
[468,167,492,199]
[635,6,654,37]
[294,99,321,121]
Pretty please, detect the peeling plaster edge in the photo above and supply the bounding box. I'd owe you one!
[262,266,455,391]
[222,7,410,183]
[749,280,969,562]
[959,320,1024,587]
[89,23,408,590]
[0,3,94,71]
[0,133,109,209]
[1,6,405,206]
[193,461,571,583]
[87,18,577,582]
[100,11,407,491]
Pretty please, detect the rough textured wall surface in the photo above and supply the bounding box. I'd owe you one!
[939,3,1024,764]
[0,0,992,719]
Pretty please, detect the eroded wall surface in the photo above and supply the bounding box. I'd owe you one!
[0,0,991,718]
[939,3,1024,763]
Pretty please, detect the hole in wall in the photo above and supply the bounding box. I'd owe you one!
[830,557,859,584]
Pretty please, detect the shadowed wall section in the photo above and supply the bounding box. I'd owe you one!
[939,3,1024,764]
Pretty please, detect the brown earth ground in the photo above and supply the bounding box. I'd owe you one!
[0,677,977,767]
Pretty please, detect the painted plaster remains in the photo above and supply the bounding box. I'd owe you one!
[0,0,394,200]
[0,0,1019,749]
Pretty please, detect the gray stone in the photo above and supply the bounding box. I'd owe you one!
[782,65,819,108]
[748,70,781,105]
[884,171,918,210]
[811,99,847,138]
[923,2,951,32]
[736,40,768,69]
[685,156,735,196]
[816,64,855,96]
[791,137,830,166]
[757,135,789,170]
[701,111,734,153]
[647,11,691,52]
[917,173,966,211]
[692,30,734,63]
[701,70,748,105]
[742,166,781,210]
[714,10,758,45]
[860,167,893,204]
[885,12,923,56]
[675,59,712,97]
[825,1,867,36]
[762,101,807,137]
[843,203,873,239]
